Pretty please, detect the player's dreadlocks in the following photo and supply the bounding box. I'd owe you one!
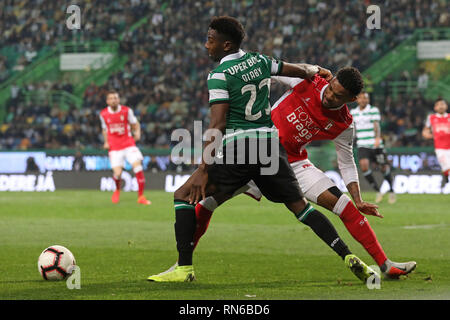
[209,16,245,48]
[336,67,364,96]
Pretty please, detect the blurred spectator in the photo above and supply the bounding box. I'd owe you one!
[73,151,86,171]
[10,83,21,104]
[26,156,39,172]
[417,69,429,90]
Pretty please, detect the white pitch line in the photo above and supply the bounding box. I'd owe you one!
[402,224,448,230]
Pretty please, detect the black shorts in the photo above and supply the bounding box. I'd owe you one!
[357,147,388,165]
[207,137,303,204]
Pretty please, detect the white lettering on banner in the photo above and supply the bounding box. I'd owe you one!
[84,156,98,171]
[99,171,137,192]
[322,171,449,194]
[60,53,114,71]
[393,174,445,194]
[45,156,74,171]
[160,172,448,194]
[165,175,190,192]
[388,153,440,173]
[84,155,112,171]
[0,172,55,192]
[122,171,138,192]
[100,177,116,191]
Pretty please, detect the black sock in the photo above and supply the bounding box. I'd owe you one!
[363,170,380,191]
[383,167,394,192]
[296,204,351,260]
[174,199,196,266]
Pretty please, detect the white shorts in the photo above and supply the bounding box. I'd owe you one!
[435,149,450,172]
[289,159,335,202]
[245,159,334,203]
[109,146,144,168]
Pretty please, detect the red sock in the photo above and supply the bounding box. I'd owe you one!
[339,202,387,266]
[135,170,145,197]
[113,176,121,191]
[193,203,213,249]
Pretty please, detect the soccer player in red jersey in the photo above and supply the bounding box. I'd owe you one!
[191,67,416,279]
[422,98,450,189]
[99,90,151,205]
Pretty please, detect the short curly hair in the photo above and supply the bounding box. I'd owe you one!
[209,16,245,48]
[336,67,364,96]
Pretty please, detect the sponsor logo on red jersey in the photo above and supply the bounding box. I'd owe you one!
[100,105,136,151]
[271,75,352,163]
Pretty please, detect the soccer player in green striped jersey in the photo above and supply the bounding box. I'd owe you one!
[207,51,279,135]
[147,16,378,283]
[351,92,396,204]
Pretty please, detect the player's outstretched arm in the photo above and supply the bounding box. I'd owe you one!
[131,122,141,142]
[99,114,109,149]
[346,182,383,218]
[373,120,381,148]
[422,125,433,139]
[334,126,382,218]
[280,63,333,81]
[102,129,109,150]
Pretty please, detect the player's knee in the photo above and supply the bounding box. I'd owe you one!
[332,194,351,216]
[199,196,218,211]
[285,197,308,214]
[112,167,122,178]
[174,186,189,201]
[327,186,343,199]
[359,160,369,171]
[315,186,342,212]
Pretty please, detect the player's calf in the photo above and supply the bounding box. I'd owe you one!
[111,172,121,203]
[295,202,352,260]
[333,194,388,266]
[442,170,449,188]
[193,201,215,249]
[174,199,196,266]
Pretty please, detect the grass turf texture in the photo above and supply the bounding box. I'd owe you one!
[0,190,449,300]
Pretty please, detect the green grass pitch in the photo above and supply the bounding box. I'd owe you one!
[0,190,449,300]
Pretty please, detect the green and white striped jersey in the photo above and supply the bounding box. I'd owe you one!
[207,50,283,142]
[350,104,383,148]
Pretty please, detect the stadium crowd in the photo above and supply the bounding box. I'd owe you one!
[0,0,151,73]
[1,0,448,152]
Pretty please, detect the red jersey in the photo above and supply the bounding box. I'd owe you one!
[426,113,450,149]
[99,105,137,151]
[271,74,353,163]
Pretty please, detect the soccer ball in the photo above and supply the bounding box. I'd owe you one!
[38,245,76,281]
